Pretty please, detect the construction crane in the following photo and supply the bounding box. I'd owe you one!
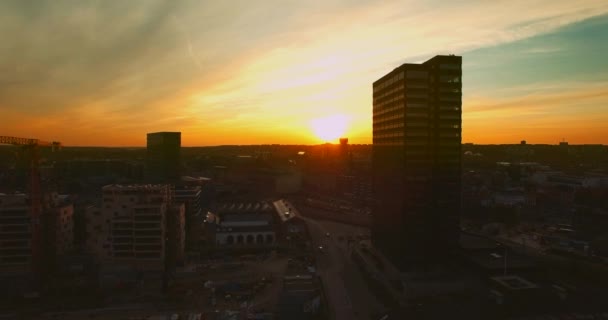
[0,136,62,277]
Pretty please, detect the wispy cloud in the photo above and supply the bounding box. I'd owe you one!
[523,46,564,54]
[170,14,203,71]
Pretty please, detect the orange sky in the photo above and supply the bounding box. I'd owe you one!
[1,1,608,146]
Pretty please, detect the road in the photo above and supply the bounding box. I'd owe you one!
[289,201,384,320]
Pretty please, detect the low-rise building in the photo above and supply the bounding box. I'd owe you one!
[206,202,277,246]
[273,199,308,246]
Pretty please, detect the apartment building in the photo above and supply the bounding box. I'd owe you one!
[86,184,185,271]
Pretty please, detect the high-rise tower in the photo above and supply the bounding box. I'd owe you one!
[146,132,181,183]
[372,55,462,268]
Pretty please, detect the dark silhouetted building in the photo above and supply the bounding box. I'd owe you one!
[146,132,181,182]
[339,137,352,173]
[372,55,462,268]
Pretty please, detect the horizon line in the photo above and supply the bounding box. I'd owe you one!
[4,143,605,148]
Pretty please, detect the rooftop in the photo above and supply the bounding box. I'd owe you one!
[180,176,211,182]
[216,225,274,233]
[491,275,539,290]
[374,54,461,85]
[466,250,537,271]
[102,184,170,191]
[216,201,273,213]
[273,199,296,223]
[222,213,273,223]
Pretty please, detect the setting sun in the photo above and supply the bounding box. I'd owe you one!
[310,114,349,143]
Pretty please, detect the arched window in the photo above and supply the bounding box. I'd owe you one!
[237,234,244,244]
[256,234,264,244]
[246,234,254,244]
[226,235,234,245]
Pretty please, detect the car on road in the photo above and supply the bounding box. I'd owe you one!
[325,232,331,237]
[318,245,325,253]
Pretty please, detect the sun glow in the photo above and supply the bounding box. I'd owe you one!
[310,114,348,142]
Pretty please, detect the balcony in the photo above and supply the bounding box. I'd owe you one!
[0,256,30,264]
[136,252,161,259]
[0,225,29,233]
[0,217,30,226]
[0,233,30,240]
[134,230,161,237]
[0,240,29,248]
[112,236,133,244]
[113,230,132,236]
[134,215,160,222]
[114,252,134,258]
[112,244,133,251]
[113,222,133,229]
[134,222,161,230]
[135,238,162,244]
[134,245,162,251]
[0,248,31,256]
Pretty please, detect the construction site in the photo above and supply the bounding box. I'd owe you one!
[0,136,70,302]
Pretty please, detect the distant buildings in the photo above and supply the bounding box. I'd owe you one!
[339,137,351,173]
[55,159,144,185]
[372,55,462,267]
[146,132,181,183]
[275,169,303,194]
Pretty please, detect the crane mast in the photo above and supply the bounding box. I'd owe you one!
[0,136,62,278]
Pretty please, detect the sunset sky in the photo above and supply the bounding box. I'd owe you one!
[1,0,607,146]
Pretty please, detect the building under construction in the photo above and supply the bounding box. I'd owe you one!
[0,135,67,291]
[0,192,74,277]
[86,184,185,271]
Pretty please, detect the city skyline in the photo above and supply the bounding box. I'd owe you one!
[1,1,608,146]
